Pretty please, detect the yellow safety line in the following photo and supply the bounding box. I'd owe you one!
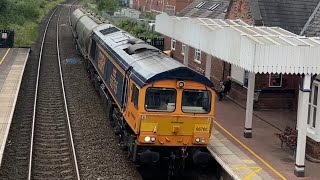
[232,166,260,170]
[0,48,10,65]
[232,165,262,179]
[243,167,262,180]
[213,121,287,180]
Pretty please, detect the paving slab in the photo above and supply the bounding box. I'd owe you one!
[0,48,30,166]
[208,127,274,180]
[213,99,320,180]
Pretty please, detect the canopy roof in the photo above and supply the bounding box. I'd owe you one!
[155,13,320,74]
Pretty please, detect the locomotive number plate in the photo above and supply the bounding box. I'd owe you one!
[194,124,209,133]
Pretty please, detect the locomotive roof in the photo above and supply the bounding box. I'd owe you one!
[92,25,214,88]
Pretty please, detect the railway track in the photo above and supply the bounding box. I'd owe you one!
[27,1,80,179]
[0,0,216,179]
[1,0,142,179]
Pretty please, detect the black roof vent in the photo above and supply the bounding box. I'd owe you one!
[126,44,159,55]
[127,38,145,45]
[100,27,120,35]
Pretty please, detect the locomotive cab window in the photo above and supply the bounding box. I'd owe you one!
[145,88,176,112]
[182,90,211,113]
[131,84,139,109]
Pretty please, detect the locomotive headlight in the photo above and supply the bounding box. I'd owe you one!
[195,138,200,143]
[195,137,205,143]
[200,138,205,143]
[145,136,151,142]
[151,137,156,142]
[177,81,185,88]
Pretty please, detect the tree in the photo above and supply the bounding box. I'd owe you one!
[0,0,12,27]
[96,0,119,14]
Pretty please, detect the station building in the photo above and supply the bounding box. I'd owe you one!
[164,0,320,111]
[158,0,320,160]
[153,0,320,177]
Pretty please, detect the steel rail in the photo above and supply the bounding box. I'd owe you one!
[57,3,81,180]
[28,1,80,179]
[28,6,60,180]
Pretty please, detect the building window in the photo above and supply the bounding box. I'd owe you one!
[181,44,185,56]
[269,73,282,87]
[308,81,319,129]
[165,5,175,16]
[131,84,139,109]
[194,49,201,64]
[243,70,249,88]
[171,39,176,50]
[307,76,320,141]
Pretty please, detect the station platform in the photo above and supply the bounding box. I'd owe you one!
[208,127,274,180]
[210,99,320,180]
[0,48,30,166]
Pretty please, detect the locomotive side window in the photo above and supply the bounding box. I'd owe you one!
[131,84,139,109]
[145,88,176,112]
[90,39,97,60]
[182,90,211,113]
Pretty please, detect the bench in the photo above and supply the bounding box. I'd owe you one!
[275,126,298,152]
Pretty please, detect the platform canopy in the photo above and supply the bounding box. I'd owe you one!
[155,13,320,75]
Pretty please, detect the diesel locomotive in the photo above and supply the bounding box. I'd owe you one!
[71,8,215,171]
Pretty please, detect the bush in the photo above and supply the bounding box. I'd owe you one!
[115,18,161,38]
[0,0,64,46]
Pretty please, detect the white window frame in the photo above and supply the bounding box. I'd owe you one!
[165,5,175,16]
[307,79,320,142]
[269,73,283,87]
[171,39,176,51]
[181,44,185,56]
[194,49,201,64]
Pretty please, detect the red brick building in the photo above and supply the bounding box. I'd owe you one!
[159,0,320,163]
[132,0,191,15]
[163,0,320,110]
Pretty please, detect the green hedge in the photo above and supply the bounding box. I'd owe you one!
[0,0,64,47]
[115,18,161,39]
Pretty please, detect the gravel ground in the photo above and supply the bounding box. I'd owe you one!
[58,3,142,180]
[0,5,56,180]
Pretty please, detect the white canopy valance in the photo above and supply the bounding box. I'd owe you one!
[155,13,320,74]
